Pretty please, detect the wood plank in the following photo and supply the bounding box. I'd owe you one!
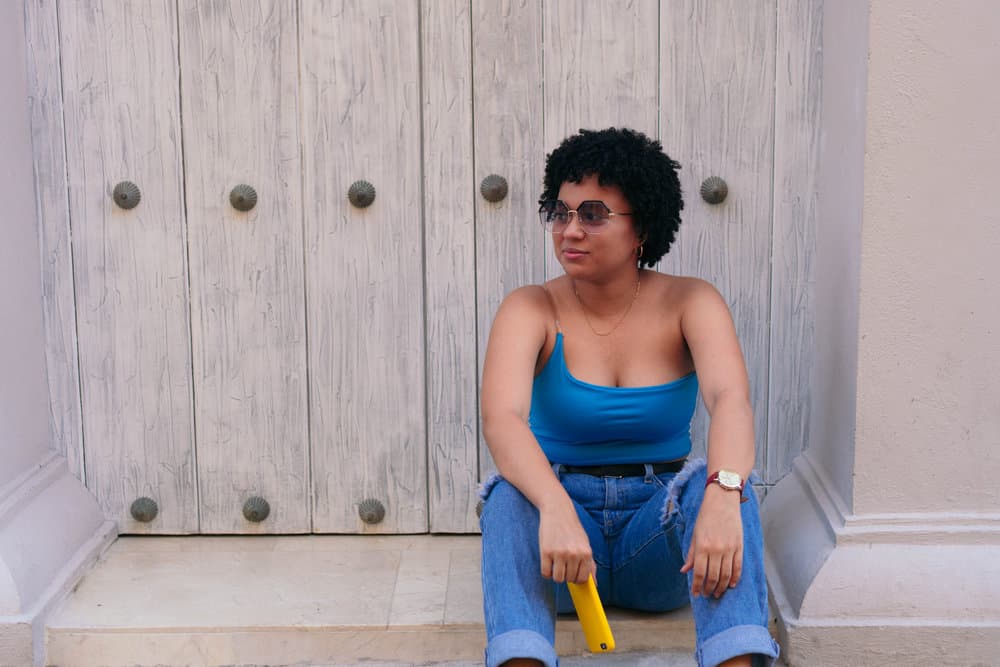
[301,0,427,533]
[24,0,83,482]
[766,0,821,484]
[473,0,545,480]
[542,0,660,279]
[178,0,308,533]
[422,0,479,532]
[58,0,197,533]
[659,0,776,472]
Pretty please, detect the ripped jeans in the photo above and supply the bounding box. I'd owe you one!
[478,458,780,667]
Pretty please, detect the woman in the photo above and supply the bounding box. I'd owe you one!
[478,128,780,667]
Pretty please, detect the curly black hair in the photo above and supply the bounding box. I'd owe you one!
[540,127,683,267]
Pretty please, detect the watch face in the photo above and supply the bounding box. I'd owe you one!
[718,470,742,489]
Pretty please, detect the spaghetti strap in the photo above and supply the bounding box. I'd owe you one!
[541,286,562,334]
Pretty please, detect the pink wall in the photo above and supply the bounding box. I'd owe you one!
[854,0,1000,514]
[0,0,52,487]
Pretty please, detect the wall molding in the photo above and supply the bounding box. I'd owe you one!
[765,452,1000,665]
[0,451,61,521]
[0,452,114,666]
[795,451,1000,546]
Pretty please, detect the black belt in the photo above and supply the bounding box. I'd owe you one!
[560,459,686,477]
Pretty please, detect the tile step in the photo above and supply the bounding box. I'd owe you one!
[309,653,697,666]
[45,535,699,666]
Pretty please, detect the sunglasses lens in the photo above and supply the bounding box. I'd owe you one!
[539,200,614,233]
[540,200,569,229]
[578,202,609,222]
[577,202,611,232]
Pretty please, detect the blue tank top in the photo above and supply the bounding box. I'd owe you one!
[528,332,698,465]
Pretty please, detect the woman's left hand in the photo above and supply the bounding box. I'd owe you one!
[680,485,744,598]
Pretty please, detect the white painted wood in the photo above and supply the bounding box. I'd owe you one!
[23,0,84,483]
[178,0,309,533]
[473,0,546,480]
[58,0,197,533]
[766,0,821,484]
[301,0,427,533]
[659,0,776,472]
[33,0,819,534]
[422,0,479,532]
[541,0,660,280]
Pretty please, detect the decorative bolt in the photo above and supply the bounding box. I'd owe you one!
[130,496,158,522]
[699,176,728,205]
[348,180,376,208]
[229,184,258,212]
[358,498,386,525]
[112,181,141,210]
[242,496,270,522]
[480,174,508,203]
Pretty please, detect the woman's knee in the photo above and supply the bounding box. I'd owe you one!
[480,477,538,526]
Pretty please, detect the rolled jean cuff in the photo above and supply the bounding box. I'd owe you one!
[485,629,559,667]
[696,624,780,667]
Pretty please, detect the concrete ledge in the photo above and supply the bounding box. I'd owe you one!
[45,535,699,666]
[46,611,695,667]
[763,452,1000,666]
[0,453,114,667]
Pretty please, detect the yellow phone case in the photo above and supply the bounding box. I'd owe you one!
[566,575,615,653]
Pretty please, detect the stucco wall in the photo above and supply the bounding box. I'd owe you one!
[854,0,1000,515]
[0,0,51,488]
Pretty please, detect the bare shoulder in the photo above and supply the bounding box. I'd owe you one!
[498,284,552,316]
[491,284,556,337]
[663,276,739,345]
[645,273,725,310]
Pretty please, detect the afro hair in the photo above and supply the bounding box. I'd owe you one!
[540,127,683,267]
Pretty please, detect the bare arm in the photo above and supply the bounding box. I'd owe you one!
[680,280,755,480]
[480,286,594,584]
[678,279,755,598]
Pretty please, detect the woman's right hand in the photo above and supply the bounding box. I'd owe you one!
[538,496,595,585]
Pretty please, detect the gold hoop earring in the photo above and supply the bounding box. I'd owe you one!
[637,244,644,259]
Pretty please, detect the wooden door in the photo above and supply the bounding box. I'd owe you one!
[178,0,310,533]
[659,0,777,472]
[300,0,427,533]
[30,0,819,534]
[422,0,479,532]
[58,0,198,534]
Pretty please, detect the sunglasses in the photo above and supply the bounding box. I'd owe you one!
[538,199,633,235]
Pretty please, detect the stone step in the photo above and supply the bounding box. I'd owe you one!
[45,535,699,666]
[314,653,697,666]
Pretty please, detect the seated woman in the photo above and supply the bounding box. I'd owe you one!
[478,127,780,667]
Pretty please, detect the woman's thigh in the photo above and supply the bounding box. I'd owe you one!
[607,477,689,611]
[552,473,616,614]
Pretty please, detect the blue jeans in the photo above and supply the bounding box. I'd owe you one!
[479,458,780,667]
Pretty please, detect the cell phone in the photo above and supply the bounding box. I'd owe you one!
[566,574,615,653]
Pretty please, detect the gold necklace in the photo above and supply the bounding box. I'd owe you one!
[572,276,641,337]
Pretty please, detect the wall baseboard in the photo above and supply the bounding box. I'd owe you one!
[0,453,114,667]
[763,451,1000,666]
